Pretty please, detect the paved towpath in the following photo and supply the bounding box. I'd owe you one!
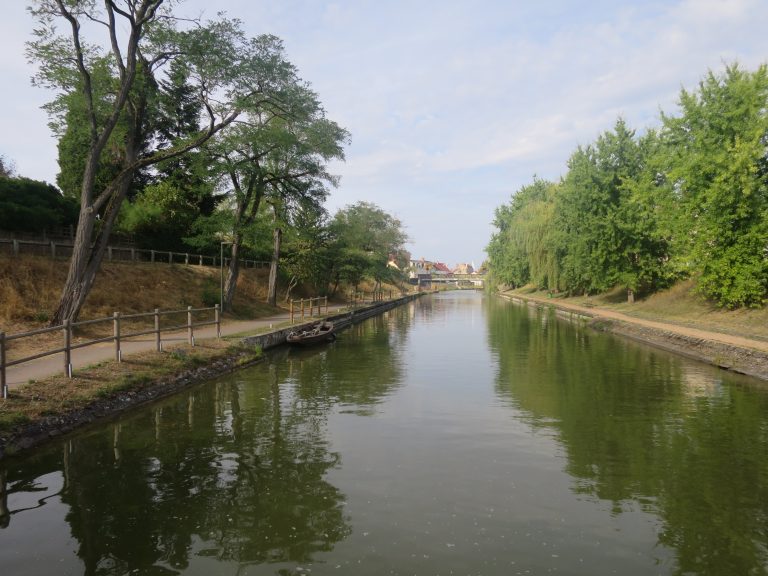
[4,306,347,389]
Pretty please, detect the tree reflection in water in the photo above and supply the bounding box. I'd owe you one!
[2,359,351,575]
[486,297,768,575]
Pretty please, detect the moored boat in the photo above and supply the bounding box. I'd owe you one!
[286,321,336,345]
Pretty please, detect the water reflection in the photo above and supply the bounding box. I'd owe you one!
[486,297,768,575]
[1,366,352,575]
[3,293,768,576]
[284,313,406,415]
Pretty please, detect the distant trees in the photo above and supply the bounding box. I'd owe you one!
[487,64,768,308]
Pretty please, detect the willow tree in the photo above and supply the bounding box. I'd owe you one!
[28,0,297,323]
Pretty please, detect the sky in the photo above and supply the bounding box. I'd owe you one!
[2,1,768,268]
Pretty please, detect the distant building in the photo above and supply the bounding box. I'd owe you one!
[452,263,474,275]
[408,258,435,287]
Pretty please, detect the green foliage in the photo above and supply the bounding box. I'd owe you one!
[330,201,409,290]
[0,176,78,232]
[662,64,768,307]
[487,63,768,308]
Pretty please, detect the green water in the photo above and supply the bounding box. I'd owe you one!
[2,291,768,575]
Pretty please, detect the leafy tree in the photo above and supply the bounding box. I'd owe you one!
[29,0,299,323]
[555,118,664,299]
[121,59,218,251]
[329,202,408,294]
[281,204,335,298]
[661,64,768,307]
[486,178,559,290]
[0,176,78,233]
[203,87,348,310]
[263,115,348,306]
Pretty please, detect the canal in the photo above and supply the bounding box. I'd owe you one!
[1,291,767,575]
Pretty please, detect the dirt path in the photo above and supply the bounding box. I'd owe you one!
[513,293,768,353]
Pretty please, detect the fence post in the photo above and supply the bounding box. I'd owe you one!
[309,298,314,317]
[155,308,161,351]
[301,299,305,320]
[113,312,122,362]
[50,241,56,259]
[187,306,194,346]
[185,253,189,265]
[168,251,172,264]
[108,246,113,261]
[325,296,328,315]
[63,319,72,378]
[151,249,155,263]
[1,332,7,399]
[215,304,221,338]
[199,255,203,266]
[130,248,136,262]
[12,239,19,257]
[290,299,294,323]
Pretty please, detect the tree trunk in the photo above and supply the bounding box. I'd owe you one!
[223,234,242,312]
[267,225,282,306]
[284,275,298,303]
[50,169,134,325]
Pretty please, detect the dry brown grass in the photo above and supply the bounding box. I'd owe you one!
[0,256,284,321]
[0,255,287,358]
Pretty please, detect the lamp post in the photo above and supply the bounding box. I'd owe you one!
[220,241,233,312]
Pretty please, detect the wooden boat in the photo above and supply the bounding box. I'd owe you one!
[287,321,336,345]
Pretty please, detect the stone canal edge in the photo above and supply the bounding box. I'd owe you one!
[0,294,424,460]
[501,293,768,383]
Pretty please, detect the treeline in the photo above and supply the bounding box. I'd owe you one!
[12,1,409,323]
[486,64,768,308]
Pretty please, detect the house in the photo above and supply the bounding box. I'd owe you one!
[452,263,474,275]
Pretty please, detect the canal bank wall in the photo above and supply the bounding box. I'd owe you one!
[500,293,768,383]
[241,292,423,351]
[0,294,425,460]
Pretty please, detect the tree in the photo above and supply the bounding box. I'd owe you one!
[555,118,657,299]
[0,176,78,233]
[281,204,335,299]
[29,1,298,323]
[486,178,558,290]
[330,202,408,294]
[661,64,768,307]
[263,115,348,306]
[205,88,348,311]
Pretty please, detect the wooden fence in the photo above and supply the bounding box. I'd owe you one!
[0,305,221,399]
[0,238,269,269]
[289,297,329,323]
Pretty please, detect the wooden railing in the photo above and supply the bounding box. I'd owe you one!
[289,297,329,323]
[0,305,221,399]
[0,238,268,269]
[350,290,393,304]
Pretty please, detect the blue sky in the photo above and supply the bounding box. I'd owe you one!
[2,1,767,267]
